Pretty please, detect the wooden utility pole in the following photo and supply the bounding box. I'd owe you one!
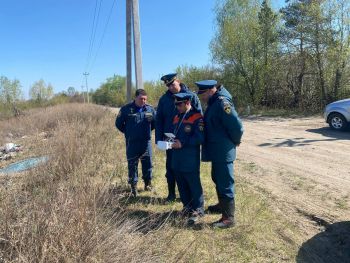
[126,0,143,102]
[132,0,143,91]
[126,0,132,102]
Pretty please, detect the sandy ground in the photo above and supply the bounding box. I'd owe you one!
[238,116,350,237]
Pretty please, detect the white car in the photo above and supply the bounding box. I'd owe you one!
[324,98,350,131]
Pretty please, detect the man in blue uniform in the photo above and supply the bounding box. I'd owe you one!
[156,73,202,202]
[196,80,244,228]
[171,93,205,225]
[115,89,156,197]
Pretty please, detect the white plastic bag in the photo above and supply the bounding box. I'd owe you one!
[4,143,15,153]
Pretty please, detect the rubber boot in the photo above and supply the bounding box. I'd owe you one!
[207,203,221,214]
[207,189,222,214]
[212,198,235,229]
[166,179,176,202]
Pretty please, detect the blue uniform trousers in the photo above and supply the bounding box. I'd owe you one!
[173,169,204,214]
[211,162,235,201]
[166,149,176,186]
[126,140,152,185]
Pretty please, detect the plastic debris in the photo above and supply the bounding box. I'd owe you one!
[0,143,23,161]
[5,143,15,153]
[0,156,49,174]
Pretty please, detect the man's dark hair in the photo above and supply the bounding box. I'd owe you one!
[215,83,222,90]
[135,89,147,97]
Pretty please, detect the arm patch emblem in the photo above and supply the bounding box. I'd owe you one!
[223,103,231,114]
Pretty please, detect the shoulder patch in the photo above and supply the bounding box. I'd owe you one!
[224,104,231,114]
[220,100,232,114]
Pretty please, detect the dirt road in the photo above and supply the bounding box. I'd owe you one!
[238,116,350,236]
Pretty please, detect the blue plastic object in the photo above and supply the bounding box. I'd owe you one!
[0,156,48,174]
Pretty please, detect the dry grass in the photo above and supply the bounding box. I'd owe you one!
[0,103,302,262]
[0,104,171,262]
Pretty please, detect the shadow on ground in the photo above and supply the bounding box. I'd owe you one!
[296,221,350,263]
[258,137,339,147]
[306,127,350,140]
[258,127,349,148]
[99,185,206,233]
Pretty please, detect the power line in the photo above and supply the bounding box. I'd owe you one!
[88,0,117,72]
[85,0,99,71]
[84,0,103,72]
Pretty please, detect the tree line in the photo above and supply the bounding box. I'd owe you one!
[0,77,85,118]
[210,0,350,111]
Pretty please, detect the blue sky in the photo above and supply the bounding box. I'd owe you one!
[0,0,285,98]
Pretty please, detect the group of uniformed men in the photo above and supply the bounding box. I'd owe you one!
[115,73,244,228]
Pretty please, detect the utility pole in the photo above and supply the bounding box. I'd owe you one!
[126,0,132,102]
[83,72,90,103]
[126,0,143,102]
[132,0,143,91]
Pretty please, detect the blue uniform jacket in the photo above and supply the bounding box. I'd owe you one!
[171,109,204,172]
[202,86,243,163]
[155,83,202,143]
[115,102,156,142]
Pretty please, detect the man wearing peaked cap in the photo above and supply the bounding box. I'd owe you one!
[156,73,202,202]
[195,80,244,229]
[160,73,177,86]
[196,80,218,95]
[171,92,205,225]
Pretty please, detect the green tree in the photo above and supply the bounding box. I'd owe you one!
[280,0,311,108]
[306,0,334,105]
[281,0,344,108]
[176,65,220,90]
[211,0,263,106]
[143,80,164,106]
[258,0,279,105]
[0,76,23,104]
[29,79,54,103]
[0,76,23,116]
[327,0,350,100]
[92,75,126,106]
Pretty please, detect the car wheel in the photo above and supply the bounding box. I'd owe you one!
[328,113,348,131]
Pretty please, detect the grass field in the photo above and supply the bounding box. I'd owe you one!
[0,103,304,262]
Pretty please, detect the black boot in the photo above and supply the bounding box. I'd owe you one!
[166,179,176,202]
[207,189,222,214]
[212,198,235,229]
[207,203,222,214]
[131,183,138,197]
